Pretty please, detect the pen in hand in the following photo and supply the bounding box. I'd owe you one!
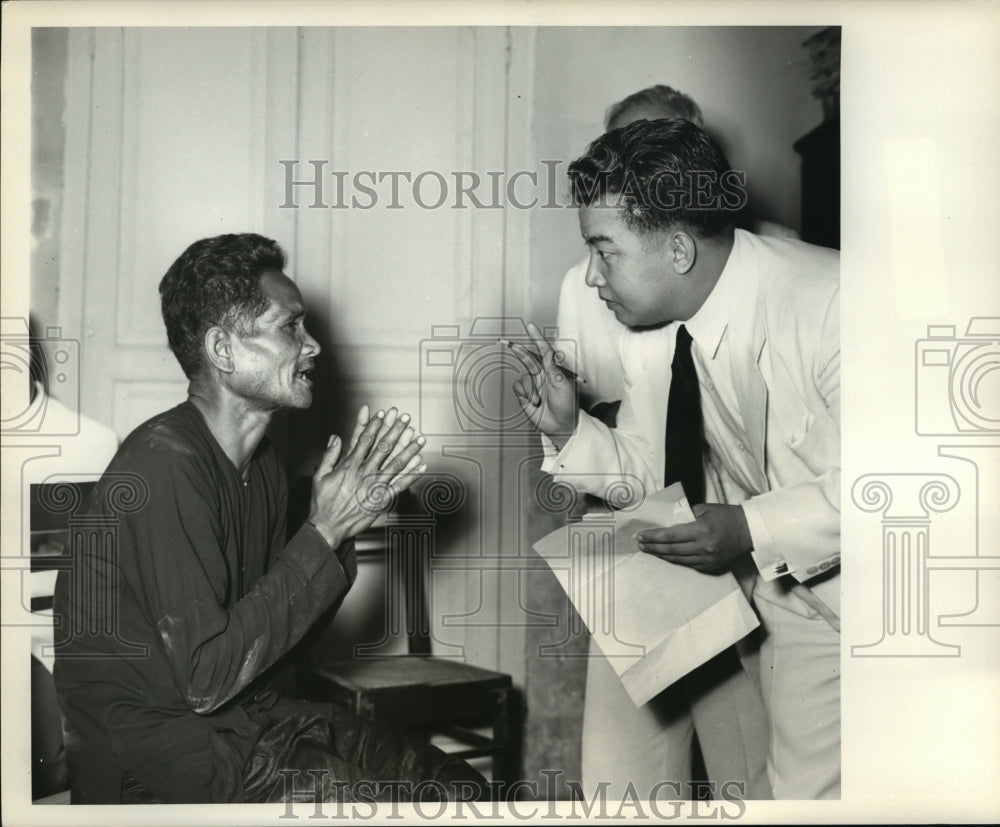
[498,338,587,385]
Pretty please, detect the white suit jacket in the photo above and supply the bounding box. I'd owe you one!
[545,230,841,620]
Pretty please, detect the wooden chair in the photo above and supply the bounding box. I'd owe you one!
[297,483,520,792]
[29,480,98,804]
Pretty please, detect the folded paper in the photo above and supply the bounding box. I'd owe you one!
[532,483,760,706]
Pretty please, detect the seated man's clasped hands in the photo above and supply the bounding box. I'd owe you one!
[307,404,427,549]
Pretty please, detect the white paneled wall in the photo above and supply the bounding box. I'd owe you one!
[60,28,301,437]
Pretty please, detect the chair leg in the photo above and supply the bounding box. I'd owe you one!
[490,686,518,796]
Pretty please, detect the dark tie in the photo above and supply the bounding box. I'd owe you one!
[664,324,706,505]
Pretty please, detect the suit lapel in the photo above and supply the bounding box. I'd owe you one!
[728,240,770,493]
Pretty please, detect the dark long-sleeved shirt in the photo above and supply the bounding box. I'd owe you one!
[53,401,354,803]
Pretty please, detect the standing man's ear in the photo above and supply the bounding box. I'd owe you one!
[668,231,697,275]
[204,327,235,374]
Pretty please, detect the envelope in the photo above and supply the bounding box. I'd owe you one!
[532,483,760,706]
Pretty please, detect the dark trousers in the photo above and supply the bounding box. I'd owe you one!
[122,694,488,804]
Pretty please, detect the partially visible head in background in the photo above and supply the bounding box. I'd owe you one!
[27,315,48,402]
[604,84,704,132]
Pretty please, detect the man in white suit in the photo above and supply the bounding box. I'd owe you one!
[515,118,840,799]
[556,85,796,803]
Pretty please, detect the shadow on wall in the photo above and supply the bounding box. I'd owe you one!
[275,303,352,480]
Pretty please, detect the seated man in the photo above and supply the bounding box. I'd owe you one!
[53,233,486,804]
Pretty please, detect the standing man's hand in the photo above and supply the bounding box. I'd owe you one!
[308,405,426,548]
[511,322,580,449]
[636,503,753,574]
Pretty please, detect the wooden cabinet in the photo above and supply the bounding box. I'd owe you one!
[794,116,840,250]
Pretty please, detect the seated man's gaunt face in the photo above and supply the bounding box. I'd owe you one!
[228,270,321,412]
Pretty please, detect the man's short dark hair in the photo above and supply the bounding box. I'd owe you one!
[159,233,286,379]
[604,84,704,130]
[568,118,741,239]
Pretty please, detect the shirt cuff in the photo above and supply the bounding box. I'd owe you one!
[539,432,560,463]
[743,499,789,581]
[539,413,595,476]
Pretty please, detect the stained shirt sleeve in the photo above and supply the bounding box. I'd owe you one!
[123,443,353,715]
